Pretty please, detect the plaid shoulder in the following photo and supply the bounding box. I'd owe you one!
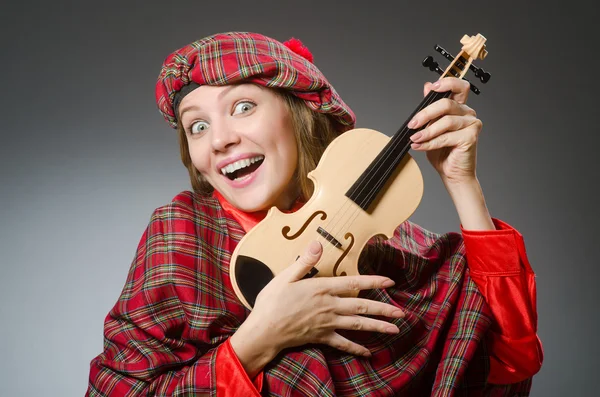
[88,192,228,395]
[145,191,228,240]
[145,190,232,264]
[152,190,222,224]
[128,190,245,332]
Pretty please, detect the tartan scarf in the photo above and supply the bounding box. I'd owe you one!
[89,191,532,396]
[210,192,533,396]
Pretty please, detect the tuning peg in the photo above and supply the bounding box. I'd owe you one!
[422,55,481,95]
[422,55,443,74]
[474,67,491,83]
[434,45,491,84]
[434,45,454,62]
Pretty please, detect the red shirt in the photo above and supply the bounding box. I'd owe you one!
[213,190,543,395]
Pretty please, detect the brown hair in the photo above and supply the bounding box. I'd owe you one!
[175,88,339,200]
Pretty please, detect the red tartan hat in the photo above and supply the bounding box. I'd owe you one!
[155,32,356,132]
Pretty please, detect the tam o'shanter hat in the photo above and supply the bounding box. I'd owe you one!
[155,31,356,132]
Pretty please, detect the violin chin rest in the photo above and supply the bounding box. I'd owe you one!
[234,255,275,309]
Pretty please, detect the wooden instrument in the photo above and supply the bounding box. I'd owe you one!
[230,33,491,310]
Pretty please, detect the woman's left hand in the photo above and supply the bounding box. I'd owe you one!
[408,77,482,185]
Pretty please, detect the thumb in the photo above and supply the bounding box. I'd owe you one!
[283,240,322,282]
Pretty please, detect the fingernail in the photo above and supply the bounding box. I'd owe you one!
[391,310,404,318]
[410,132,422,141]
[363,350,372,357]
[432,81,441,89]
[411,143,422,149]
[382,279,395,288]
[408,119,418,128]
[386,326,400,334]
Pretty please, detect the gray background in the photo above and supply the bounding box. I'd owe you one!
[1,0,597,395]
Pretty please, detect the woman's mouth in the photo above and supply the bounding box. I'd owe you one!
[220,155,265,183]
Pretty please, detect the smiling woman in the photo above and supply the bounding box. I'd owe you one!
[85,31,543,396]
[175,83,340,214]
[177,84,299,212]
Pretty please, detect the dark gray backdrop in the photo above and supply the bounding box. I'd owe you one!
[1,1,597,395]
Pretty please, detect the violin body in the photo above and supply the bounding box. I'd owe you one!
[230,128,424,310]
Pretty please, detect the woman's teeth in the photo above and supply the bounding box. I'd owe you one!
[221,155,264,180]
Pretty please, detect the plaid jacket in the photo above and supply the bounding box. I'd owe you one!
[86,191,535,396]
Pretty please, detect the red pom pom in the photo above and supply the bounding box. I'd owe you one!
[283,37,314,63]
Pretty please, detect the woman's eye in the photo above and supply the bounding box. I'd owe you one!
[190,121,209,134]
[233,101,256,115]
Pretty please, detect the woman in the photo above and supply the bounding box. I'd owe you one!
[86,32,543,396]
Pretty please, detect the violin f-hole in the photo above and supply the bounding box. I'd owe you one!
[281,211,327,240]
[332,233,355,276]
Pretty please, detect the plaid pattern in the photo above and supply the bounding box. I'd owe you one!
[86,191,532,396]
[155,32,355,131]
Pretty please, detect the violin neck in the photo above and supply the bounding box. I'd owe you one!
[345,89,452,211]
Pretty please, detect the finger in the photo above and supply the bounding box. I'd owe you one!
[423,81,435,97]
[323,332,372,357]
[281,240,323,282]
[322,275,395,296]
[425,77,470,104]
[333,314,400,335]
[408,98,475,131]
[333,297,405,318]
[410,115,479,143]
[411,125,480,152]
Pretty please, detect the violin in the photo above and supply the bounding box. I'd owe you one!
[230,33,491,310]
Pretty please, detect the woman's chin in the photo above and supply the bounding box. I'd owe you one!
[218,182,296,213]
[227,194,274,213]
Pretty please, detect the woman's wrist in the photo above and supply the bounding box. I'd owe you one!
[442,176,495,231]
[229,312,282,379]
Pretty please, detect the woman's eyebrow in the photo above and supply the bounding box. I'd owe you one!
[217,85,239,101]
[179,104,199,119]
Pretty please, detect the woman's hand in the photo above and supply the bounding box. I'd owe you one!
[407,77,495,231]
[230,241,404,378]
[408,77,482,186]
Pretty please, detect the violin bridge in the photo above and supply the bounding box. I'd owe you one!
[317,226,342,248]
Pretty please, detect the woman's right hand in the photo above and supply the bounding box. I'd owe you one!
[230,240,405,378]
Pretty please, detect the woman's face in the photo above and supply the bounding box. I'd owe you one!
[178,84,299,212]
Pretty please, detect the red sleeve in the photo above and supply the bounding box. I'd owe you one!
[215,338,263,396]
[461,218,544,385]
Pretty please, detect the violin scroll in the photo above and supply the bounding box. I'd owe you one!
[423,33,491,94]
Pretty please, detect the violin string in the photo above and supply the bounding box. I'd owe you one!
[316,90,438,270]
[350,91,452,228]
[359,91,453,209]
[317,89,446,274]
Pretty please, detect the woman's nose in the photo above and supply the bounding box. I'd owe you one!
[210,121,241,152]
